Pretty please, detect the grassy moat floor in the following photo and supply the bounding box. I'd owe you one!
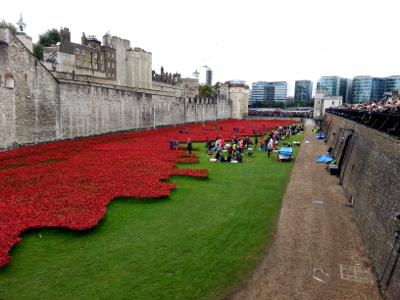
[0,131,303,300]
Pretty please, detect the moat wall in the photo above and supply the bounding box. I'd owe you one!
[323,113,400,299]
[0,28,231,151]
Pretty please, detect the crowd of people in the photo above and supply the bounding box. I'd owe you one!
[204,124,303,163]
[248,111,313,118]
[330,96,400,114]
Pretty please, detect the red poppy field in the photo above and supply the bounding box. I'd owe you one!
[0,119,299,268]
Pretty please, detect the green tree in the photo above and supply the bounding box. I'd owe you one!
[33,44,44,60]
[0,20,17,35]
[214,81,221,90]
[198,84,213,98]
[38,29,60,47]
[33,28,61,60]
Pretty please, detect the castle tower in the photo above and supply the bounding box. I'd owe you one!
[15,14,32,52]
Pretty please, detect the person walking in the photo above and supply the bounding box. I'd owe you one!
[170,139,174,150]
[174,140,179,150]
[186,127,189,134]
[187,138,192,154]
[255,137,258,149]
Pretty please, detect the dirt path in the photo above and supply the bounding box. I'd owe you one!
[229,121,382,300]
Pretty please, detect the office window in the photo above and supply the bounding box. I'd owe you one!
[82,49,85,55]
[76,48,80,54]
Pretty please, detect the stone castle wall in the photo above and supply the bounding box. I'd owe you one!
[323,113,400,299]
[0,28,231,150]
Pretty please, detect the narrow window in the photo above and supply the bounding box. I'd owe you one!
[101,65,103,71]
[112,73,115,78]
[76,60,80,66]
[108,72,110,77]
[82,61,86,67]
[112,53,114,59]
[107,52,110,58]
[94,53,97,59]
[89,62,92,68]
[5,73,14,88]
[24,73,28,83]
[95,63,98,70]
[82,49,85,55]
[112,62,114,69]
[100,54,103,60]
[107,62,110,68]
[76,48,80,54]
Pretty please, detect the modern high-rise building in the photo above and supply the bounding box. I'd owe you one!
[206,68,212,86]
[317,76,351,102]
[352,76,387,103]
[294,80,313,102]
[386,75,400,92]
[250,81,288,102]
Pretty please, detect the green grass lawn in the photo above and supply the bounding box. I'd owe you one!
[0,131,304,300]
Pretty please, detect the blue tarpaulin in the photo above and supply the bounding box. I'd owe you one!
[317,154,333,163]
[279,147,293,156]
[314,132,326,139]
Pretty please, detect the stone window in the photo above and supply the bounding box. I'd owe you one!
[76,60,80,66]
[101,65,103,71]
[5,73,14,88]
[108,62,110,68]
[318,101,321,104]
[82,49,85,56]
[112,73,115,78]
[112,53,114,59]
[186,84,188,88]
[100,54,103,60]
[94,53,97,59]
[112,62,114,69]
[95,63,98,70]
[108,73,110,77]
[89,62,92,68]
[76,48,80,54]
[82,61,86,67]
[107,52,110,58]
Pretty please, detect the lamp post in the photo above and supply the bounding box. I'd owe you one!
[153,106,156,129]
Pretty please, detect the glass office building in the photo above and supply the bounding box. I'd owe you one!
[371,77,387,101]
[352,76,387,103]
[386,76,400,92]
[294,80,313,102]
[317,76,350,102]
[251,81,288,103]
[352,76,373,103]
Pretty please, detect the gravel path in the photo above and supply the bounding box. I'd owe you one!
[229,121,382,300]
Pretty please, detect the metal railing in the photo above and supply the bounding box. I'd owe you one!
[326,109,400,137]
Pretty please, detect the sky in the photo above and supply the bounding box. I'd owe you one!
[2,0,400,96]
